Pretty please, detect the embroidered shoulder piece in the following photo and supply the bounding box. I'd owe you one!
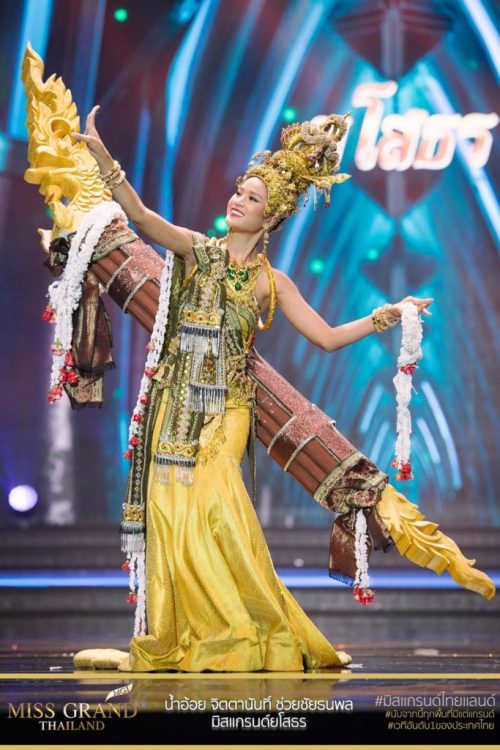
[192,231,213,271]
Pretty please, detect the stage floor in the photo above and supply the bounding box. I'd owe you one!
[1,641,498,700]
[1,642,498,745]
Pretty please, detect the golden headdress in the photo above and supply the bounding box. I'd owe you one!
[237,112,352,227]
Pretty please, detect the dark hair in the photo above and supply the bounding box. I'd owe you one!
[270,216,286,233]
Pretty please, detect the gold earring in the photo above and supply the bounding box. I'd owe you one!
[262,227,269,258]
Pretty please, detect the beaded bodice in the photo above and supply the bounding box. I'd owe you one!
[152,235,261,409]
[223,253,262,407]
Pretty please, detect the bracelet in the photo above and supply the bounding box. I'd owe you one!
[106,169,126,190]
[372,304,393,332]
[100,159,126,190]
[371,303,399,333]
[100,159,121,183]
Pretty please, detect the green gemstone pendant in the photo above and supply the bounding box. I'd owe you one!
[226,264,251,292]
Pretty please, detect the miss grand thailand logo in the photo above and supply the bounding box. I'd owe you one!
[7,688,137,732]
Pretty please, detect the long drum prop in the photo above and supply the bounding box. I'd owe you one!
[81,219,393,581]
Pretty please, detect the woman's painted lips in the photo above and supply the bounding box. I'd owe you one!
[230,208,244,216]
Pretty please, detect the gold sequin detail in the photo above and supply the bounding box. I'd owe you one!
[122,505,145,523]
[157,440,196,457]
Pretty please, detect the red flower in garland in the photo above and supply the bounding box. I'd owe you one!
[66,370,79,385]
[353,585,375,605]
[121,560,130,573]
[123,449,133,460]
[42,305,56,323]
[127,592,138,604]
[48,385,63,403]
[400,363,417,375]
[144,367,156,378]
[395,461,413,481]
[129,436,140,447]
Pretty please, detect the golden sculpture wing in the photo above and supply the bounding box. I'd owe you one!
[21,41,110,237]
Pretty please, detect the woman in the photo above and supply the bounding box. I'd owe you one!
[71,107,493,673]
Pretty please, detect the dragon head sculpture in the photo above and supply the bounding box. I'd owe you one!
[21,41,111,246]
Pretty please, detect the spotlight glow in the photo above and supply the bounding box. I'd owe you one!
[9,485,38,512]
[309,258,324,274]
[114,8,128,22]
[214,215,228,233]
[282,107,297,123]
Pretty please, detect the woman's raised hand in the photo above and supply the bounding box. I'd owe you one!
[388,296,434,321]
[70,105,112,168]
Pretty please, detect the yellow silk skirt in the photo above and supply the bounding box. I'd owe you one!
[127,387,349,672]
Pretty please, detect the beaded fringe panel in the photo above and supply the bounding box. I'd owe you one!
[187,382,227,414]
[120,522,145,554]
[153,454,195,486]
[180,325,221,356]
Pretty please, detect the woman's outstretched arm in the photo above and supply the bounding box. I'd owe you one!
[71,105,194,259]
[273,269,433,352]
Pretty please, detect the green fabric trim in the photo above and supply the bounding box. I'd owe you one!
[120,252,186,525]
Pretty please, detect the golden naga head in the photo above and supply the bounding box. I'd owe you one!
[237,112,352,227]
[21,42,110,244]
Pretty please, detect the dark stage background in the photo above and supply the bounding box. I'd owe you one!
[0,0,498,534]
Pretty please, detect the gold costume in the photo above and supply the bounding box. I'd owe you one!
[72,237,494,675]
[19,48,493,676]
[128,396,347,672]
[127,251,349,672]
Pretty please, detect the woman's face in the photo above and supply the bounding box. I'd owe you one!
[226,176,270,233]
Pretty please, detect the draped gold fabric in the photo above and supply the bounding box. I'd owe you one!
[127,386,350,672]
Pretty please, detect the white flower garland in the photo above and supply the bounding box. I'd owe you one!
[123,247,175,459]
[126,551,147,636]
[42,199,176,637]
[353,510,369,583]
[122,244,174,637]
[391,302,423,481]
[353,302,423,606]
[353,510,374,605]
[45,201,129,399]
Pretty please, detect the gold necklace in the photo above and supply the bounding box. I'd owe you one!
[219,238,261,290]
[218,237,276,332]
[226,257,261,291]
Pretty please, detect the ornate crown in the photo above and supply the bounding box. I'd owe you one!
[236,112,352,226]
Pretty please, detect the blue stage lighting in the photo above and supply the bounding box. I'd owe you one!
[8,485,38,513]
